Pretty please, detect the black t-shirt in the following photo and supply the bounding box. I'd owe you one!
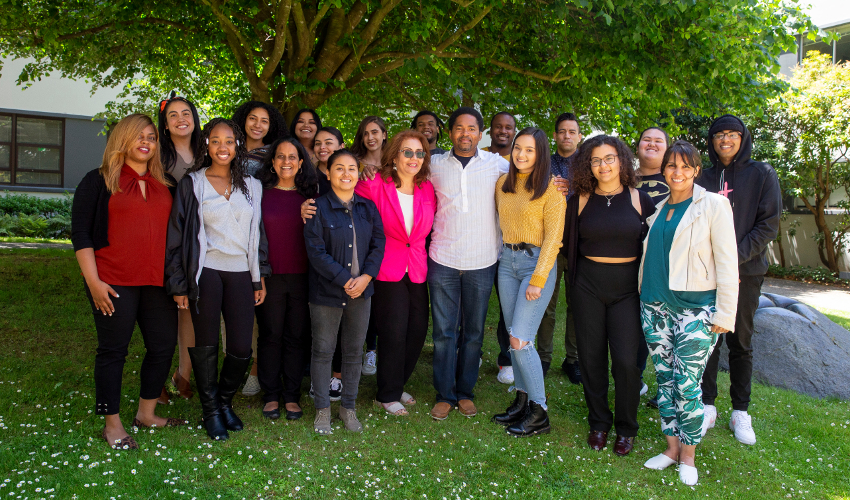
[636,172,669,204]
[453,152,473,168]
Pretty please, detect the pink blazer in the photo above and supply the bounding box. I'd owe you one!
[355,175,436,283]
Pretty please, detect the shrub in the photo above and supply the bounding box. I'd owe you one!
[767,264,850,286]
[0,192,73,217]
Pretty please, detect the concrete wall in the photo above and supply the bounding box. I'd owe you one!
[767,213,850,272]
[63,117,107,190]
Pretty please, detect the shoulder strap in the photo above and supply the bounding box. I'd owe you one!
[630,187,641,216]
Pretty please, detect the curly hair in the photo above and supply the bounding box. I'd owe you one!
[570,134,637,196]
[257,137,319,199]
[192,118,249,196]
[410,110,444,144]
[380,130,431,189]
[231,101,289,147]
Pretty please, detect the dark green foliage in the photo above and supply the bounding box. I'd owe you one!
[0,192,73,217]
[767,264,850,286]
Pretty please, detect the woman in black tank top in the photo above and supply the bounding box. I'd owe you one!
[561,135,655,457]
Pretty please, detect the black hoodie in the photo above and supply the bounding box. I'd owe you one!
[696,114,782,276]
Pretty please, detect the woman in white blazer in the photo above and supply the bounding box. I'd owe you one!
[638,140,738,486]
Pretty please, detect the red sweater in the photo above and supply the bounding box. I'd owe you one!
[262,188,309,275]
[95,165,172,286]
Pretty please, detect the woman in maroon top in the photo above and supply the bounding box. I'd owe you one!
[71,114,187,450]
[255,137,319,420]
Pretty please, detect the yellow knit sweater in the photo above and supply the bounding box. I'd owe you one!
[495,173,566,288]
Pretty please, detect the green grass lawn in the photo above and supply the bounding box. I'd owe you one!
[0,248,848,500]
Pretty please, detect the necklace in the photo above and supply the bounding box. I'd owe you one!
[596,185,622,207]
[274,185,297,191]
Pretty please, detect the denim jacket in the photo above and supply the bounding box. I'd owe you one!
[304,190,385,308]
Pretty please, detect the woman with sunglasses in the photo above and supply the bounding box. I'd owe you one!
[563,135,655,456]
[354,131,435,415]
[156,93,203,404]
[165,118,269,441]
[640,141,738,485]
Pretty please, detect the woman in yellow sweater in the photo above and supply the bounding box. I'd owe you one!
[492,127,566,436]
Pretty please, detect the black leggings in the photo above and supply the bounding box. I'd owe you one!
[571,257,642,437]
[373,276,429,403]
[85,283,177,415]
[255,273,311,404]
[190,268,255,359]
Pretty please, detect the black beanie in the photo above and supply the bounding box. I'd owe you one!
[709,115,744,137]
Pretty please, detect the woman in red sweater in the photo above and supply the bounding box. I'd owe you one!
[71,114,187,450]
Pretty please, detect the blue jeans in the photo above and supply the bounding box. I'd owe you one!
[427,257,497,404]
[497,247,557,407]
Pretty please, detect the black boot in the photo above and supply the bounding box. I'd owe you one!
[218,354,252,431]
[492,391,528,427]
[188,346,228,441]
[506,400,550,437]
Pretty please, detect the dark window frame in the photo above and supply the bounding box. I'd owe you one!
[0,113,65,188]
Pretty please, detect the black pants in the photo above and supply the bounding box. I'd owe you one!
[372,276,430,403]
[190,268,254,359]
[255,273,311,404]
[571,257,642,437]
[85,283,177,416]
[702,274,763,411]
[365,303,378,351]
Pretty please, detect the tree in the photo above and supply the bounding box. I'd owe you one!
[0,0,825,141]
[761,52,850,272]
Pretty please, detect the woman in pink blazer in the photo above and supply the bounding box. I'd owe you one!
[355,130,436,416]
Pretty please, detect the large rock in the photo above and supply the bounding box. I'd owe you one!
[718,293,850,400]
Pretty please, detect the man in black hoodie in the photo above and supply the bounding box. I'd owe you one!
[696,114,782,446]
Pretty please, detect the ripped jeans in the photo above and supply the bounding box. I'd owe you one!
[497,246,558,408]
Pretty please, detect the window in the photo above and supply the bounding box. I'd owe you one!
[0,114,64,187]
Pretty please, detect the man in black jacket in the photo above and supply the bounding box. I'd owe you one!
[696,114,782,446]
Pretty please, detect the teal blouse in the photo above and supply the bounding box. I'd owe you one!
[641,198,716,308]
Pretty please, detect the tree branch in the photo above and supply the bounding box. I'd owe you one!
[308,2,333,34]
[259,0,293,83]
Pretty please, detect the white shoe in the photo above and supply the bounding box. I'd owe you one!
[328,376,343,402]
[640,383,648,396]
[730,410,756,445]
[362,351,377,376]
[701,405,717,437]
[497,366,514,384]
[679,464,699,485]
[644,453,677,470]
[241,374,261,396]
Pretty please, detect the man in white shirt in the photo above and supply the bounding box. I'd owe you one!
[427,107,509,420]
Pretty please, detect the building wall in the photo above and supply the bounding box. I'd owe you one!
[64,117,107,190]
[767,213,850,272]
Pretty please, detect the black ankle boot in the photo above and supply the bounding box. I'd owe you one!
[492,391,528,426]
[218,354,252,431]
[188,346,228,441]
[506,400,550,437]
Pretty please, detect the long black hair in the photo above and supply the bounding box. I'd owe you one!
[157,93,202,172]
[289,108,322,139]
[257,137,319,199]
[231,101,289,147]
[501,127,552,200]
[192,118,249,196]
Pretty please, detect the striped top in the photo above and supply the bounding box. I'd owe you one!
[495,173,566,287]
[428,148,509,270]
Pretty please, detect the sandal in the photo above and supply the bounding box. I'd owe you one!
[400,392,416,406]
[377,401,408,416]
[101,427,138,450]
[172,370,194,400]
[131,417,189,428]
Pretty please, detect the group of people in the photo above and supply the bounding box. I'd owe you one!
[70,94,782,486]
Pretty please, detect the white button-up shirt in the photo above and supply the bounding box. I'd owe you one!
[429,148,510,270]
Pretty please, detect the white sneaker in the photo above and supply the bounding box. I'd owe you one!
[640,383,648,396]
[328,376,343,402]
[362,351,377,376]
[730,410,756,445]
[497,366,514,384]
[701,405,717,437]
[241,374,261,396]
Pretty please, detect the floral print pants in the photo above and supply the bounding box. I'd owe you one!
[641,301,718,446]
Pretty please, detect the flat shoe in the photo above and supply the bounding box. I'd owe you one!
[430,402,452,420]
[131,417,188,428]
[101,428,138,450]
[457,399,477,417]
[285,410,303,420]
[262,407,281,420]
[644,453,678,470]
[679,464,699,485]
[613,435,635,456]
[377,400,408,416]
[587,430,608,451]
[400,392,416,405]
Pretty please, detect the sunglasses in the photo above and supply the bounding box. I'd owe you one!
[401,149,426,159]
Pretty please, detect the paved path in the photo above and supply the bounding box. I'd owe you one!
[762,277,850,314]
[0,242,73,249]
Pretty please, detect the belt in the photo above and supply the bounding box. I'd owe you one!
[503,242,537,252]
